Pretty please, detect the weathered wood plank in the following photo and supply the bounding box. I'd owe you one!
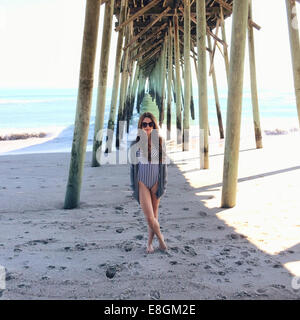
[64,0,101,209]
[221,0,249,208]
[115,0,161,32]
[123,7,171,50]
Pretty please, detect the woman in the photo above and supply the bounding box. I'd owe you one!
[129,112,168,253]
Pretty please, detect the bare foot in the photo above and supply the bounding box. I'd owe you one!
[158,235,167,251]
[146,244,154,254]
[158,241,168,251]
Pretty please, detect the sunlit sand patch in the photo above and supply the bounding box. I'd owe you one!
[284,261,300,277]
[167,133,300,256]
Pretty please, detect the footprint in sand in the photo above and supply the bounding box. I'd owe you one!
[196,210,207,217]
[47,265,56,270]
[184,246,197,256]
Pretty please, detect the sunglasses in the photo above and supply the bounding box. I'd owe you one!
[142,122,154,128]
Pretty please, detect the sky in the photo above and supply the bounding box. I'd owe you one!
[0,0,299,91]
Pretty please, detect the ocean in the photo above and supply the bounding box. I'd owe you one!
[0,87,299,155]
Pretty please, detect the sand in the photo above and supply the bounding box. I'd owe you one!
[0,131,299,300]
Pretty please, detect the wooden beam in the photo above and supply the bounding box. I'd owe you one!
[123,7,171,50]
[197,0,209,169]
[64,0,101,209]
[248,0,262,149]
[213,0,232,11]
[286,0,300,127]
[178,38,198,57]
[166,23,172,140]
[159,35,168,126]
[220,5,230,82]
[105,0,127,154]
[173,13,182,144]
[207,34,224,139]
[208,18,220,76]
[131,38,164,61]
[178,7,227,47]
[183,0,191,151]
[115,0,161,32]
[214,0,261,30]
[116,11,131,148]
[139,46,161,67]
[129,22,167,53]
[92,0,115,167]
[221,0,249,208]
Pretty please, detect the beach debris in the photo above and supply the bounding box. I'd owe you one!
[184,245,197,256]
[118,288,136,300]
[75,243,86,251]
[124,242,134,252]
[47,265,56,270]
[135,234,143,240]
[25,238,56,246]
[227,233,239,240]
[170,246,180,253]
[106,266,117,279]
[234,291,252,298]
[256,288,268,295]
[198,211,208,217]
[271,284,286,289]
[18,283,31,289]
[150,290,160,300]
[5,272,17,281]
[240,251,250,258]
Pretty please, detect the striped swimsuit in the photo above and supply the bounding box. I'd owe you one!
[137,146,159,190]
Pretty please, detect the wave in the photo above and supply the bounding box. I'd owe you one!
[0,97,76,105]
[0,132,48,141]
[263,128,299,135]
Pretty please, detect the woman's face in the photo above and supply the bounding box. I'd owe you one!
[141,117,154,136]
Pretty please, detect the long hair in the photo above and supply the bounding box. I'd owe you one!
[135,112,165,163]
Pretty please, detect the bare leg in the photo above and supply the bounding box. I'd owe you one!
[138,181,167,252]
[147,182,161,249]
